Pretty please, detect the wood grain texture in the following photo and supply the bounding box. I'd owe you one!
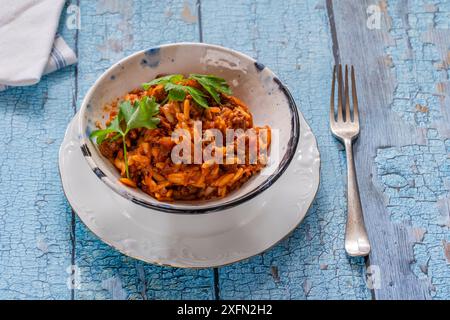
[330,0,450,299]
[73,0,215,300]
[201,0,371,300]
[0,5,77,299]
[0,0,449,300]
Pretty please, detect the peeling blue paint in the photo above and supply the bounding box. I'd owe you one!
[375,0,450,299]
[202,0,370,300]
[384,0,450,127]
[73,0,212,300]
[1,0,449,300]
[0,3,76,298]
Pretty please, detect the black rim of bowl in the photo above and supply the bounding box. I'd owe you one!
[79,43,300,214]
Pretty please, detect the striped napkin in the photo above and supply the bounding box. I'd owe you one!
[0,0,77,91]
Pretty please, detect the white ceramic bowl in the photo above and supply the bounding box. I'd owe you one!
[78,43,299,213]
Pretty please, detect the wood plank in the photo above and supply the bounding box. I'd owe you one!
[330,0,450,299]
[73,0,215,300]
[201,0,371,299]
[0,4,77,299]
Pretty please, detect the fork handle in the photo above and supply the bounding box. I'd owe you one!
[344,139,371,257]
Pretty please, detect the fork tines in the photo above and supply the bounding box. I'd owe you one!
[330,64,359,125]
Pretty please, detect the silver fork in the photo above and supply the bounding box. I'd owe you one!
[330,65,371,257]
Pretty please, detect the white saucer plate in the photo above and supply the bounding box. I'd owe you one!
[59,112,320,268]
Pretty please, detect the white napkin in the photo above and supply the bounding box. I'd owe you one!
[0,0,77,91]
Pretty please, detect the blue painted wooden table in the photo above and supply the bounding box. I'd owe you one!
[0,0,449,300]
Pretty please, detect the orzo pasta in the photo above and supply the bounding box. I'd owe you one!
[91,74,271,201]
